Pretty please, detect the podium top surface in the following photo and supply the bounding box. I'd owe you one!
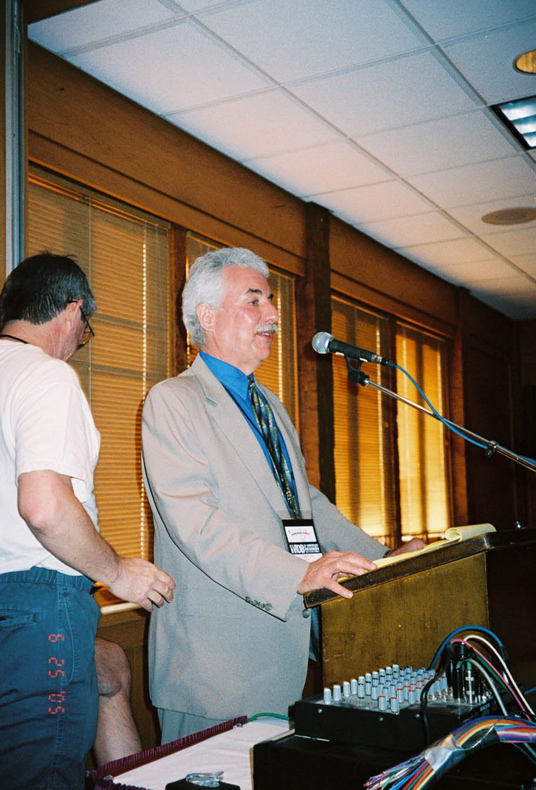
[304,527,536,608]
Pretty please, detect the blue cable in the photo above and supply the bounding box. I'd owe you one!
[428,625,506,670]
[392,362,487,449]
[393,362,536,465]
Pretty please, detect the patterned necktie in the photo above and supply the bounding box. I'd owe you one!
[248,376,300,518]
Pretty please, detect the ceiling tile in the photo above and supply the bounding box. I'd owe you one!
[399,0,536,40]
[406,256,536,319]
[245,141,392,196]
[361,212,465,247]
[29,0,180,51]
[290,51,478,137]
[438,258,523,283]
[178,0,240,10]
[167,90,340,159]
[482,225,536,257]
[355,109,517,176]
[442,19,536,104]
[400,236,497,266]
[68,21,270,114]
[198,0,424,83]
[313,180,435,224]
[507,253,536,277]
[407,155,536,208]
[470,274,536,297]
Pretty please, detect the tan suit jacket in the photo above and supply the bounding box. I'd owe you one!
[142,355,385,720]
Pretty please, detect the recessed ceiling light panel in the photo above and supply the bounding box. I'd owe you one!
[492,95,536,149]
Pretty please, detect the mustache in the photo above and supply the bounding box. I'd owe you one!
[258,323,278,334]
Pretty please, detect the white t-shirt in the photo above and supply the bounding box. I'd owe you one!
[0,340,100,575]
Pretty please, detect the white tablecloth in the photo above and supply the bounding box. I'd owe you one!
[102,719,290,790]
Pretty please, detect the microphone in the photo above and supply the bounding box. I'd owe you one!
[312,331,393,366]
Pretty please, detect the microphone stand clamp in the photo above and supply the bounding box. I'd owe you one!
[346,356,369,386]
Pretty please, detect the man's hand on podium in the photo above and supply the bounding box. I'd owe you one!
[297,540,427,600]
[297,550,378,600]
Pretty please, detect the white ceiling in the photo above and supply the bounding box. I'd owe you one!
[29,0,536,320]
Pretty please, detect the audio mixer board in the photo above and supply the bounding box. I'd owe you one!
[293,662,501,751]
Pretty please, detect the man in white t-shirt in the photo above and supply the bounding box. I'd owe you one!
[0,253,176,790]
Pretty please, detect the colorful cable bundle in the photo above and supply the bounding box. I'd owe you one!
[365,626,536,789]
[365,716,536,790]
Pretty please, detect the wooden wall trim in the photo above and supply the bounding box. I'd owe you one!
[332,271,456,338]
[29,132,305,276]
[515,319,536,529]
[24,0,97,25]
[330,217,459,332]
[26,42,306,272]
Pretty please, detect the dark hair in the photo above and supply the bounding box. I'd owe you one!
[0,253,96,329]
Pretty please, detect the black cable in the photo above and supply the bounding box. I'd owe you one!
[419,670,445,746]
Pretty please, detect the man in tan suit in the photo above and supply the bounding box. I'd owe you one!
[142,247,422,742]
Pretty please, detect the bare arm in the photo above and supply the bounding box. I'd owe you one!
[18,469,176,611]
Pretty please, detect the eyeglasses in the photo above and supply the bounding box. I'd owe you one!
[78,307,95,348]
[69,300,95,347]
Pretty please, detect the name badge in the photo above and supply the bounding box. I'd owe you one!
[283,518,322,563]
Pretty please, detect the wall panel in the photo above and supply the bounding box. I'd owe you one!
[330,218,458,336]
[27,42,306,274]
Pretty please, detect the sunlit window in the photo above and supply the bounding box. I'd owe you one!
[27,168,171,559]
[332,296,450,544]
[332,297,396,541]
[396,323,450,540]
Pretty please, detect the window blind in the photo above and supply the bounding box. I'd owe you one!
[331,296,450,543]
[396,323,450,539]
[331,297,396,540]
[27,169,171,559]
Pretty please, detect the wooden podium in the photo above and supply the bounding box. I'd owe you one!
[304,528,536,689]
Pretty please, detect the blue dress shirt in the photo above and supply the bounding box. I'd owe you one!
[199,351,298,515]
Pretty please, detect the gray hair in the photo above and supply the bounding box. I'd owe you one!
[182,247,269,348]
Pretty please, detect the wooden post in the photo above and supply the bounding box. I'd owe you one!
[296,202,335,499]
[449,288,469,526]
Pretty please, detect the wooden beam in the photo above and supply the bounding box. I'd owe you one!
[296,202,335,498]
[24,0,99,24]
[26,42,306,270]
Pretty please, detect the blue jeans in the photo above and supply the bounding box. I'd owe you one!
[0,568,100,790]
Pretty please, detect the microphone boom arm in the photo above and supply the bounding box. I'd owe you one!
[346,358,536,473]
